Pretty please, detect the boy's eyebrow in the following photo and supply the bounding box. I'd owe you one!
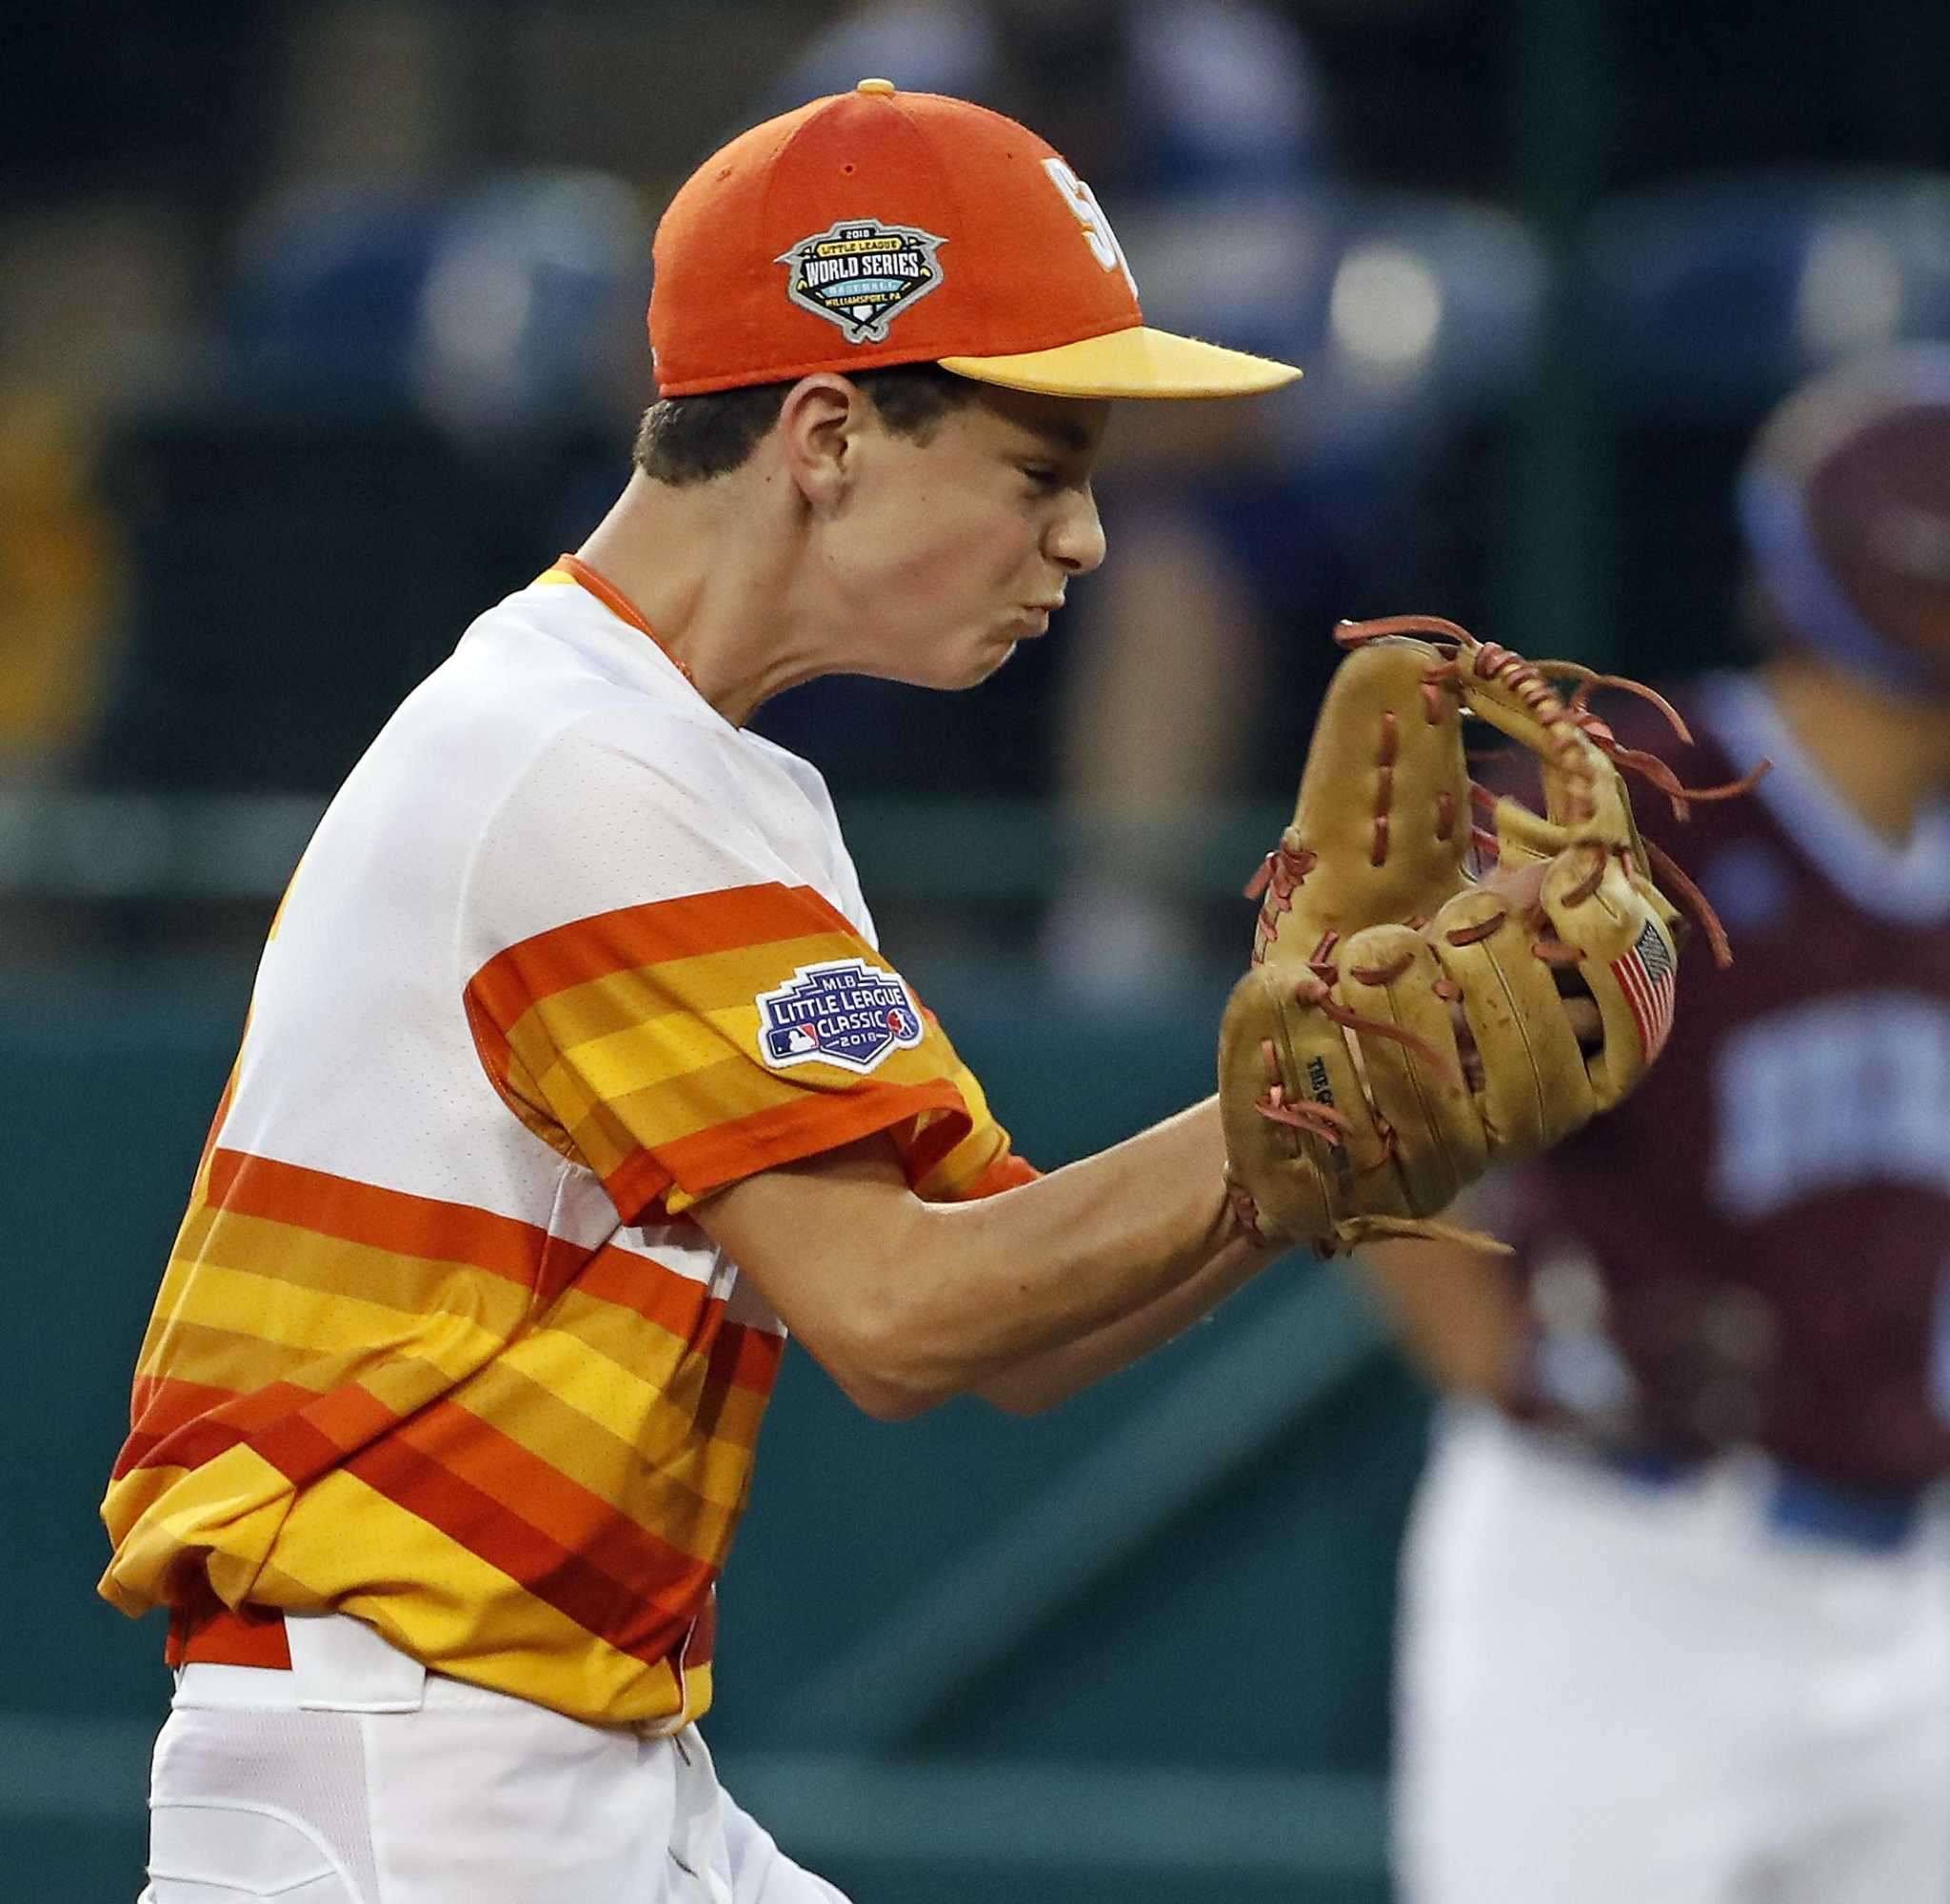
[994,396,1108,461]
[1009,411,1095,457]
[1037,416,1095,455]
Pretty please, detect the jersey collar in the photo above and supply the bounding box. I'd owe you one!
[1700,672,1950,925]
[550,553,698,690]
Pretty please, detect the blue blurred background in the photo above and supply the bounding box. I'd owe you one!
[5,2,1949,1897]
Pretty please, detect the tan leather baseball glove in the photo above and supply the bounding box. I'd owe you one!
[1219,614,1755,1255]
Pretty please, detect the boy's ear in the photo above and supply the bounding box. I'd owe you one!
[777,374,871,508]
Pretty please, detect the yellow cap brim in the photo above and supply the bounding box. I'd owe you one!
[939,324,1301,399]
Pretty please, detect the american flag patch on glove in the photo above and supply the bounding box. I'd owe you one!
[1612,917,1677,1061]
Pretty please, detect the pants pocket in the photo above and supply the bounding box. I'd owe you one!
[148,1800,357,1902]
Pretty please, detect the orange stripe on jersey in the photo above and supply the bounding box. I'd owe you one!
[452,1351,754,1549]
[130,1370,236,1438]
[346,1422,711,1666]
[525,942,848,1050]
[206,1149,574,1294]
[470,883,855,1023]
[390,1398,712,1619]
[608,1076,967,1216]
[559,1252,780,1409]
[251,1382,407,1483]
[117,1378,321,1478]
[170,1589,294,1670]
[118,1375,409,1491]
[115,1374,279,1478]
[570,1240,717,1339]
[963,1151,1042,1200]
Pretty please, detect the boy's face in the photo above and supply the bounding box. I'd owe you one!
[824,382,1111,689]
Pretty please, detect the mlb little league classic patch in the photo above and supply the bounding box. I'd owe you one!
[777,219,946,345]
[756,959,925,1074]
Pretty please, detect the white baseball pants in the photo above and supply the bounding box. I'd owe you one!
[1394,1406,1950,1904]
[138,1613,849,1904]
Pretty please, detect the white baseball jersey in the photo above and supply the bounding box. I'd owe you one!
[102,562,1031,1727]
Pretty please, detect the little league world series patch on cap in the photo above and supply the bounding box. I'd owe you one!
[648,79,1303,400]
[778,216,948,345]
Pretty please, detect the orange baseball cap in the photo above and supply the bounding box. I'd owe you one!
[648,79,1303,401]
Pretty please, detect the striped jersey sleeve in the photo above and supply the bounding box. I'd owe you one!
[459,705,1029,1218]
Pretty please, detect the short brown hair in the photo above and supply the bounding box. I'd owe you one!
[632,364,974,486]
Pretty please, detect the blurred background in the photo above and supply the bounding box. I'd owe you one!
[6,1,1949,1898]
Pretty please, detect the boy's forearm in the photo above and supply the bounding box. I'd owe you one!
[974,1225,1268,1413]
[894,1097,1246,1384]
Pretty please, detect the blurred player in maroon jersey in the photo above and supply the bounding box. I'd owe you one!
[1365,345,1950,1904]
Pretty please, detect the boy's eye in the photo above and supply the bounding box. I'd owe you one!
[1021,465,1061,490]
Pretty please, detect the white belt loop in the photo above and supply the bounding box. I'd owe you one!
[286,1612,428,1714]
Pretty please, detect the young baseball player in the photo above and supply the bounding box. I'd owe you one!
[1368,347,1950,1902]
[100,72,1710,1900]
[100,83,1311,1904]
